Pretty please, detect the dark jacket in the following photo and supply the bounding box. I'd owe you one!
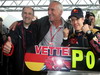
[32,16,73,45]
[62,29,100,57]
[5,16,73,75]
[62,31,89,47]
[8,20,36,75]
[27,16,73,53]
[0,33,4,47]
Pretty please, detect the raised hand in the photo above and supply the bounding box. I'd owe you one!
[63,28,69,38]
[3,36,12,54]
[82,24,90,33]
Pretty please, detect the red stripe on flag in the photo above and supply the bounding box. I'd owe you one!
[24,53,48,63]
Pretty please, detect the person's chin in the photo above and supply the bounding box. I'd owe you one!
[49,17,54,21]
[25,20,31,23]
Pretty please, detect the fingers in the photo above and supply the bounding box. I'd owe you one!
[63,28,69,33]
[3,48,11,54]
[3,36,12,54]
[8,36,12,42]
[63,28,69,38]
[9,21,18,31]
[82,24,90,33]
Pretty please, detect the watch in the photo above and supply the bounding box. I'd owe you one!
[63,37,68,40]
[86,30,92,34]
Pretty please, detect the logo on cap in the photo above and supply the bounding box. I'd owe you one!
[72,9,78,13]
[69,8,83,19]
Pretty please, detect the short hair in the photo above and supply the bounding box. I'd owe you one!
[22,6,34,16]
[0,17,3,21]
[50,1,63,11]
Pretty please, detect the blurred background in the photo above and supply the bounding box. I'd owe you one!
[0,0,100,28]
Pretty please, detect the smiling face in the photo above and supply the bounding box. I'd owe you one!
[22,7,34,26]
[48,2,63,22]
[71,17,84,32]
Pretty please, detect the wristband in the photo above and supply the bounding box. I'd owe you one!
[2,43,14,56]
[63,37,68,40]
[86,30,92,34]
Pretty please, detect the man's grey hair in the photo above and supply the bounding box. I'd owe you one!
[50,1,63,11]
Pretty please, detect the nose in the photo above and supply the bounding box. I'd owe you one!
[24,13,29,18]
[26,14,29,18]
[48,9,52,15]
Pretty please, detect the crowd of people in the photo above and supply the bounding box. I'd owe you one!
[0,1,100,75]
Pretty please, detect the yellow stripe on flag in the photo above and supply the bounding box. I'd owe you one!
[25,62,44,71]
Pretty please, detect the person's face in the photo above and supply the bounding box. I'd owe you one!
[48,2,62,22]
[89,16,95,25]
[22,7,34,25]
[71,17,84,31]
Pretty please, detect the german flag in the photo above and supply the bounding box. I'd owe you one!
[24,53,48,71]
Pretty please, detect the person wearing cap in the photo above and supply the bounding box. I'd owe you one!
[85,12,100,30]
[62,8,100,57]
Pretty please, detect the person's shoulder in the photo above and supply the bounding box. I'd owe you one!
[16,20,23,26]
[33,16,49,25]
[39,16,49,20]
[38,16,49,22]
[91,28,99,34]
[17,20,23,23]
[13,20,24,29]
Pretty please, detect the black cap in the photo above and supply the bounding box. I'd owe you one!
[69,8,83,19]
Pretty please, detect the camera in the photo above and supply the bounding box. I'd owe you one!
[83,19,91,25]
[84,11,95,26]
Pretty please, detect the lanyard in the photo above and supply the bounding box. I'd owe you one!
[50,26,61,42]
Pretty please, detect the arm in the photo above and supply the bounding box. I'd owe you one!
[9,21,18,31]
[3,25,20,56]
[62,28,70,46]
[83,24,100,57]
[88,31,100,57]
[2,36,14,56]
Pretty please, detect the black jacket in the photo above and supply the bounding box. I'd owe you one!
[62,30,100,57]
[8,20,36,75]
[7,16,73,75]
[0,33,4,47]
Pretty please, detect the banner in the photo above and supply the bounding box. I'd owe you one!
[24,45,100,72]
